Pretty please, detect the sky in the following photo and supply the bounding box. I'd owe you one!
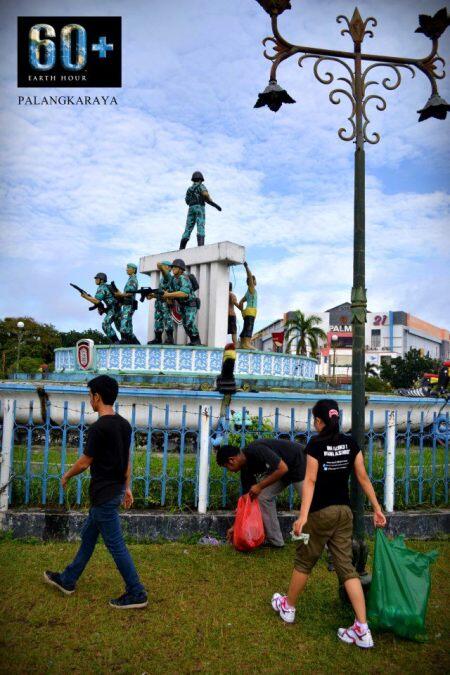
[0,0,449,342]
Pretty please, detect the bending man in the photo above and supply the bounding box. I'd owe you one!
[216,438,305,547]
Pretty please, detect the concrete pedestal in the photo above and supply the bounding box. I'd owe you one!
[140,241,245,348]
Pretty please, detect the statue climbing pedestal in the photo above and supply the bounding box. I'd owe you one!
[140,241,245,348]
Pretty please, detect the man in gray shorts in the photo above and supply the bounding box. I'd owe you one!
[216,439,305,547]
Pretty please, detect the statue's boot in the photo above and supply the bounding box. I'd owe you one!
[147,332,162,345]
[179,237,189,250]
[132,335,141,345]
[189,334,202,346]
[110,334,120,344]
[239,337,250,350]
[197,235,205,247]
[164,330,175,345]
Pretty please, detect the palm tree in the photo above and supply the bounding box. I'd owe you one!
[284,311,327,356]
[365,362,379,377]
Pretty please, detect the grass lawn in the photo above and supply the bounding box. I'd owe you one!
[0,538,449,674]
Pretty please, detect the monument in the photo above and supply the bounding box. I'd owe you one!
[140,241,245,348]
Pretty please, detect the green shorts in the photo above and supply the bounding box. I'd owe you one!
[294,504,359,584]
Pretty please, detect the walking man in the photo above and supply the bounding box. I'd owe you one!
[239,262,257,350]
[179,171,221,249]
[113,263,140,344]
[81,273,120,344]
[44,375,148,609]
[216,438,305,547]
[147,261,175,345]
[162,258,201,346]
[228,282,239,345]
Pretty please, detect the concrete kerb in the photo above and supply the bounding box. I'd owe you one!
[1,509,449,542]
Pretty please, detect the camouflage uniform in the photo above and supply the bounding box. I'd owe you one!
[119,274,139,342]
[154,272,174,333]
[95,283,120,341]
[182,183,206,240]
[173,273,199,339]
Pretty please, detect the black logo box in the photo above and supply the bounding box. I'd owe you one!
[18,17,121,87]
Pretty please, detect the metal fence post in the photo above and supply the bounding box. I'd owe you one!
[384,410,396,512]
[0,399,15,511]
[198,406,210,514]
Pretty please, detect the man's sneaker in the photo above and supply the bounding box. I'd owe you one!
[43,571,75,595]
[338,622,374,648]
[109,592,148,609]
[271,592,296,624]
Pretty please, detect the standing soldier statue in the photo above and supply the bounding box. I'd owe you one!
[113,263,140,345]
[179,171,222,249]
[163,259,201,346]
[239,262,257,350]
[81,273,120,344]
[147,261,175,345]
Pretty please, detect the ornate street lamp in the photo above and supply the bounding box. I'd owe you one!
[254,1,449,580]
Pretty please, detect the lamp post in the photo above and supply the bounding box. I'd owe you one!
[331,334,338,385]
[254,1,449,577]
[15,321,25,375]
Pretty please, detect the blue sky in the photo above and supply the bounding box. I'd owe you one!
[0,0,449,341]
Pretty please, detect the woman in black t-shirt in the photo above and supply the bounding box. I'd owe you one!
[271,399,386,649]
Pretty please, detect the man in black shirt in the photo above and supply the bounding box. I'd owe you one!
[44,375,147,609]
[216,439,305,547]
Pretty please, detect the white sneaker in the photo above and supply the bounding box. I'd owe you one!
[337,623,374,648]
[271,592,296,624]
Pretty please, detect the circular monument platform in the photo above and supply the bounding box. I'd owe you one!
[54,343,317,389]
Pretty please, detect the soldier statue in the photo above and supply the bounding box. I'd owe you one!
[147,261,175,345]
[81,273,120,344]
[179,171,222,249]
[162,258,201,346]
[238,262,257,350]
[113,263,140,344]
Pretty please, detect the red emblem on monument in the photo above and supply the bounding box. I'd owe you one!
[76,339,95,370]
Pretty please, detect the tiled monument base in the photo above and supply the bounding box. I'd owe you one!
[54,344,316,384]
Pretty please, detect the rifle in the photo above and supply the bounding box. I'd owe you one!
[207,200,222,211]
[70,283,107,315]
[129,287,166,303]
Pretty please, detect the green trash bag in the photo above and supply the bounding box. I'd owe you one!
[367,529,438,642]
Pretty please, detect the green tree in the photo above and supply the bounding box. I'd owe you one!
[284,311,327,356]
[0,317,61,375]
[380,348,440,389]
[365,362,379,377]
[59,329,109,347]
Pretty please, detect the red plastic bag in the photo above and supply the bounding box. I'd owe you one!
[233,494,265,551]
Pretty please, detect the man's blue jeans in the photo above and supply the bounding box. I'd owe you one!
[61,491,145,596]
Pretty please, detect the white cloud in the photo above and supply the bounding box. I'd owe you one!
[0,0,449,342]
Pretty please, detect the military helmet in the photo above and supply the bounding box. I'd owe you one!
[191,171,204,182]
[94,272,107,282]
[127,262,137,272]
[171,258,186,271]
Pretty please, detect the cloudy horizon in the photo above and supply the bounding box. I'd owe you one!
[0,0,449,341]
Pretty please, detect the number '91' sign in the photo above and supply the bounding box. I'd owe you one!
[18,17,121,87]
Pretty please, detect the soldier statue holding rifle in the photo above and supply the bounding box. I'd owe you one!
[179,171,222,250]
[147,261,175,345]
[75,273,121,344]
[113,263,140,345]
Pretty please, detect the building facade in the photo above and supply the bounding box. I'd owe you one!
[253,303,450,381]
